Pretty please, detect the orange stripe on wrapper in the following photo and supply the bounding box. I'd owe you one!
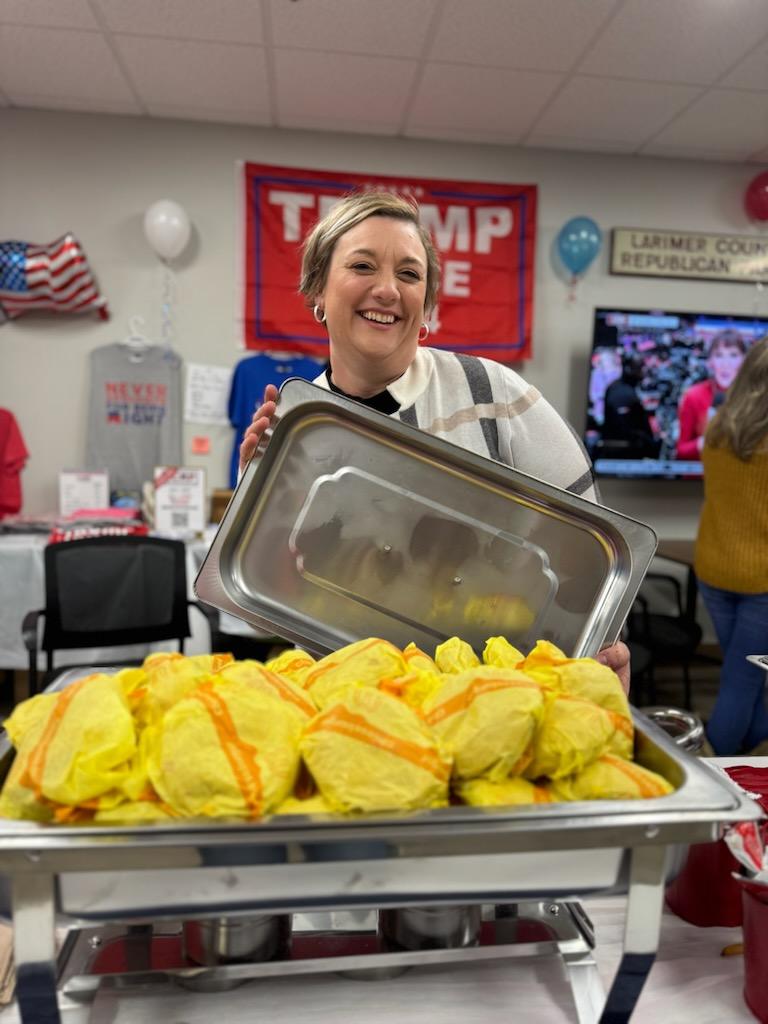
[532,784,553,804]
[257,669,316,718]
[424,677,541,728]
[192,683,264,816]
[601,754,668,798]
[303,639,391,690]
[608,711,634,739]
[53,805,95,824]
[278,654,314,674]
[508,740,535,778]
[305,705,450,783]
[23,677,89,797]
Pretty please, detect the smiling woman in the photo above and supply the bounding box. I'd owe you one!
[238,189,630,693]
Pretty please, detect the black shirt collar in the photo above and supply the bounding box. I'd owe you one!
[324,367,400,415]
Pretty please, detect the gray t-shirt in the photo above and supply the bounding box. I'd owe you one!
[86,343,182,494]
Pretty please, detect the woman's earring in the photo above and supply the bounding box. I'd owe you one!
[313,304,326,324]
[418,322,430,342]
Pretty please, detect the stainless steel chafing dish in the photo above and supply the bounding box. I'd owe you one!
[0,380,760,1023]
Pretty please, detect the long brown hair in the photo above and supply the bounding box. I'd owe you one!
[706,336,768,460]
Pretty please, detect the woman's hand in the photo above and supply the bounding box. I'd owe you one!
[239,384,279,473]
[595,640,631,695]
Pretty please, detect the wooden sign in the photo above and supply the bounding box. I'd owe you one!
[611,227,768,284]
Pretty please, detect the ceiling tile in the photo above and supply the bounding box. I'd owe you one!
[719,42,768,91]
[115,36,270,116]
[532,76,700,145]
[408,63,562,142]
[94,0,264,45]
[274,49,416,131]
[0,0,98,30]
[579,0,768,85]
[429,0,618,70]
[269,0,438,58]
[0,25,135,102]
[644,89,768,157]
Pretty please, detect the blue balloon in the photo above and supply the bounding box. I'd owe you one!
[556,216,603,276]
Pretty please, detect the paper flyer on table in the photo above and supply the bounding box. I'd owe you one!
[153,466,206,533]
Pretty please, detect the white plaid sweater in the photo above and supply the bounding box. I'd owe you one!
[314,347,598,502]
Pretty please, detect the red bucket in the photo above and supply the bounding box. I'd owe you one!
[740,879,768,1022]
[665,839,744,927]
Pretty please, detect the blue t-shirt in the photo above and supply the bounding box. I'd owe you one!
[228,353,325,487]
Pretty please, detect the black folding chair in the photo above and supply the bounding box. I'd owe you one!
[22,535,217,696]
[626,572,703,710]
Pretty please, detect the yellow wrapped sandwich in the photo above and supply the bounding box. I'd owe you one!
[434,636,480,673]
[402,642,439,675]
[0,673,137,818]
[421,667,544,780]
[131,651,234,726]
[482,636,525,670]
[518,640,570,690]
[216,660,317,721]
[303,638,407,710]
[147,679,301,818]
[553,754,673,801]
[273,793,334,816]
[554,659,633,760]
[301,688,451,813]
[524,694,616,780]
[456,775,556,806]
[265,648,316,685]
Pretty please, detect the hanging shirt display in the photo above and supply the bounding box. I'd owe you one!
[227,352,324,487]
[86,343,182,497]
[0,409,29,517]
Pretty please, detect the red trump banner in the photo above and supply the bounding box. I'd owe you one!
[242,162,537,361]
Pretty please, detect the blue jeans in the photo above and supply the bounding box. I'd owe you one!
[698,581,768,754]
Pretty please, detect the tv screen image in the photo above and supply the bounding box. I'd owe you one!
[584,308,768,479]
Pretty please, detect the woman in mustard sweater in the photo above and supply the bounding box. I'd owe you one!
[694,337,768,754]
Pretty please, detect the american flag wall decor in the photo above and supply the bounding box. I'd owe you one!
[0,233,109,323]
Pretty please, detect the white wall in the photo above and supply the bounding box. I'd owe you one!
[1,108,762,537]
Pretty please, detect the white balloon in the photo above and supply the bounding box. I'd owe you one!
[143,199,191,261]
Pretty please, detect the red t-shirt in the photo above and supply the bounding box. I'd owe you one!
[0,409,29,516]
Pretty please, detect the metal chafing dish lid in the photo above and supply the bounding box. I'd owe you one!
[195,379,657,658]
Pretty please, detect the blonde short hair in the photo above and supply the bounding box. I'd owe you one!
[299,191,440,314]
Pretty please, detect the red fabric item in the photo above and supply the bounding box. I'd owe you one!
[0,409,28,517]
[47,525,149,544]
[724,766,768,816]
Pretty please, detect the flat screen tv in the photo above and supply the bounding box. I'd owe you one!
[584,307,768,479]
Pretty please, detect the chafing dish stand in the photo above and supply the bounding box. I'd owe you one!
[0,703,760,1024]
